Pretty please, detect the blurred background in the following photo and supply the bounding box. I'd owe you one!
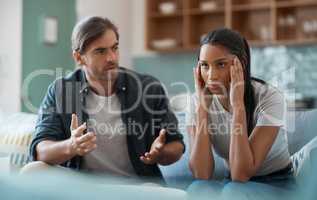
[0,0,317,114]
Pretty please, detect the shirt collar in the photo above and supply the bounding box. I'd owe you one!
[79,67,126,95]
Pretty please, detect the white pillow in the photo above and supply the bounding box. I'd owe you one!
[291,136,317,184]
[0,112,37,172]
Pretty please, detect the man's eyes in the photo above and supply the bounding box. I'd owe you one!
[112,45,119,51]
[95,46,118,54]
[96,49,106,54]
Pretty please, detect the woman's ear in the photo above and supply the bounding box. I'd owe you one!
[72,51,85,66]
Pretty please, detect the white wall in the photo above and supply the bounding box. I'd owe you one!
[0,0,148,113]
[76,0,134,68]
[0,0,22,113]
[132,0,147,56]
[132,0,156,57]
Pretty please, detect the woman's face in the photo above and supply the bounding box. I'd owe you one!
[198,44,234,95]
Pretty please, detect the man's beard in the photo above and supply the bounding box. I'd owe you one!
[98,63,119,82]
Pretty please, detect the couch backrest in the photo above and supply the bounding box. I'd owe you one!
[1,109,316,187]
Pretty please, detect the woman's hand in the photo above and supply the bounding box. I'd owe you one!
[193,65,213,111]
[230,57,245,109]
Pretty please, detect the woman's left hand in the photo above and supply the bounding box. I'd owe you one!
[230,57,245,109]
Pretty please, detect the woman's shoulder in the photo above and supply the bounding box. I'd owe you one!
[251,79,286,126]
[251,79,284,103]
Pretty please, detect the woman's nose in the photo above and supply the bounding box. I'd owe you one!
[207,68,217,80]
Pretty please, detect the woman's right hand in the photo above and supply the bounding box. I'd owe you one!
[193,65,213,112]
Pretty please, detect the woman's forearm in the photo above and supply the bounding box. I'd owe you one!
[189,107,214,179]
[229,106,255,181]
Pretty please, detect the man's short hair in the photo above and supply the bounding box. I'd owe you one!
[71,16,119,54]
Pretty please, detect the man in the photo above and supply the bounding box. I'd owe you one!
[24,16,184,183]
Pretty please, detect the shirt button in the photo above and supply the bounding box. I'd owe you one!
[122,87,126,91]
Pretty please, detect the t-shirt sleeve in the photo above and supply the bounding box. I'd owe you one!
[255,87,286,127]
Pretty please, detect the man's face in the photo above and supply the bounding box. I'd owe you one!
[79,29,119,83]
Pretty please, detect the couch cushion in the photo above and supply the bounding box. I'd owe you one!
[1,171,188,200]
[0,112,37,172]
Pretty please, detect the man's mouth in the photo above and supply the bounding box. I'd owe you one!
[105,65,117,71]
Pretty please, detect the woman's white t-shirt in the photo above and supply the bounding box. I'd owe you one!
[186,80,291,176]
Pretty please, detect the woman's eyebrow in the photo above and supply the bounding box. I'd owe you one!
[199,60,208,63]
[199,57,231,64]
[212,57,229,63]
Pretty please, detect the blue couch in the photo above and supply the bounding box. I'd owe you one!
[1,109,317,200]
[160,109,317,191]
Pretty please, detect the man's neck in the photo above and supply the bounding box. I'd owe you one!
[86,77,116,97]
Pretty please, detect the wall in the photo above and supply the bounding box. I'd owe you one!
[134,46,317,98]
[131,1,317,107]
[0,0,22,113]
[22,0,76,113]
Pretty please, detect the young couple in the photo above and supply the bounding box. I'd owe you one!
[23,16,294,196]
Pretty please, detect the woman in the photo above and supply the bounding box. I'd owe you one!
[187,28,295,199]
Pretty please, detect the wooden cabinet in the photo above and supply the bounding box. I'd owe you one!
[145,0,317,52]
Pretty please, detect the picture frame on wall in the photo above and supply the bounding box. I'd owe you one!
[41,16,58,45]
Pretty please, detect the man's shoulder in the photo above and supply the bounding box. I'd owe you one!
[46,68,84,97]
[122,67,161,86]
[63,68,84,81]
[49,68,84,86]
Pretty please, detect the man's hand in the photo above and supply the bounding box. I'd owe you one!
[68,114,97,156]
[140,129,166,165]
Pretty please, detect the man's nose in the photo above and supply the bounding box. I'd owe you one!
[106,50,116,62]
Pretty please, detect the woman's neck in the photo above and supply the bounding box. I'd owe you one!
[217,95,232,113]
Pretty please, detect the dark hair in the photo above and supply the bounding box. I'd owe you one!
[71,16,119,54]
[199,28,265,136]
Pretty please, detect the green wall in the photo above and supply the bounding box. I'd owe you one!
[22,0,76,113]
[134,53,196,96]
[133,46,317,100]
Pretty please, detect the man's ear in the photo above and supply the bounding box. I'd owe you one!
[72,51,85,66]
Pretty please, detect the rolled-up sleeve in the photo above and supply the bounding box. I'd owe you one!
[29,81,65,161]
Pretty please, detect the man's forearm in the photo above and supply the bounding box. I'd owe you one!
[157,141,184,166]
[36,139,76,165]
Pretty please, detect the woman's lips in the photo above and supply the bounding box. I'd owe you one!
[206,81,221,88]
[207,85,219,91]
[206,82,224,93]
